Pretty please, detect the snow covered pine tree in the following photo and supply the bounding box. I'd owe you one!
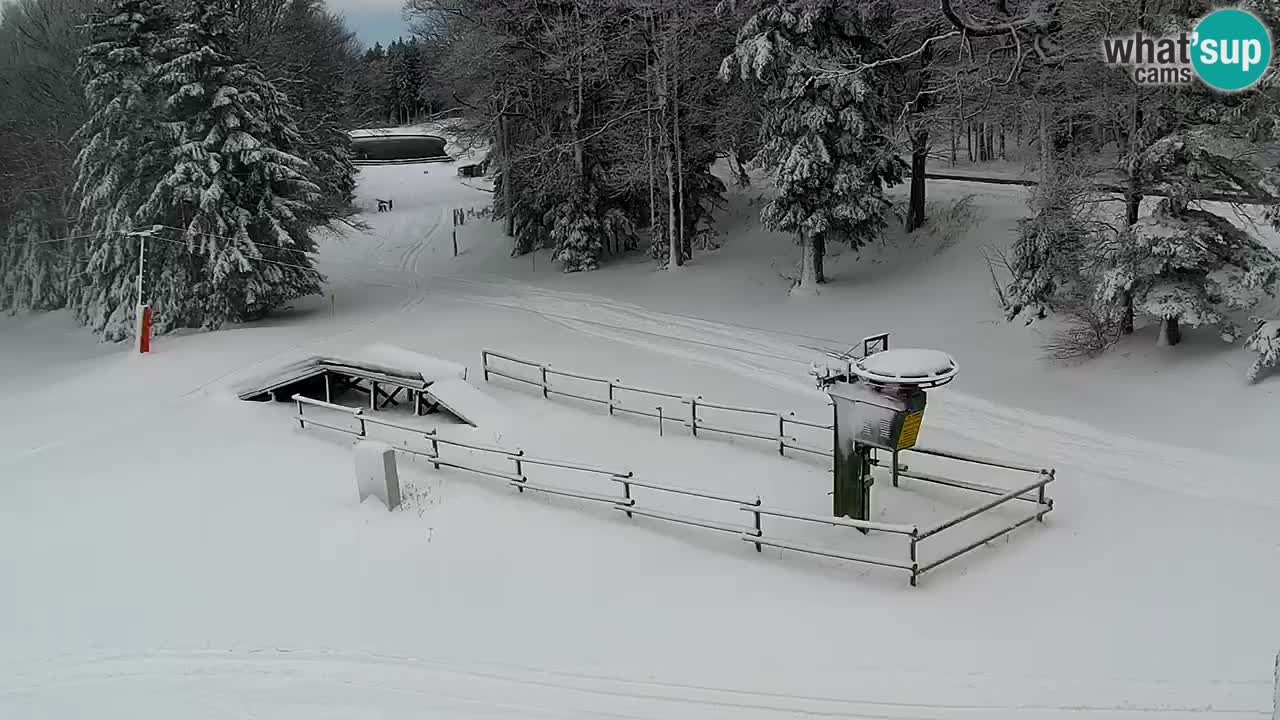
[1245,319,1280,383]
[0,206,69,312]
[72,0,177,339]
[140,0,325,331]
[1094,135,1280,347]
[721,0,901,292]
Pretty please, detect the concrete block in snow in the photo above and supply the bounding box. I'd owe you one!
[355,441,401,511]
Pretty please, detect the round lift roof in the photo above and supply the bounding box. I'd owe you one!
[851,348,958,388]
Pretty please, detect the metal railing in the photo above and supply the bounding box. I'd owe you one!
[870,450,1056,584]
[294,394,632,504]
[290,394,930,584]
[481,349,833,457]
[475,350,1059,585]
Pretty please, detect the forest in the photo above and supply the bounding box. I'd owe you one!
[2,0,1280,377]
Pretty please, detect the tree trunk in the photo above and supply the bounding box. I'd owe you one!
[673,11,688,261]
[812,232,825,284]
[907,128,928,232]
[645,16,657,243]
[905,46,931,232]
[569,6,586,186]
[797,232,825,290]
[1157,316,1182,346]
[966,121,973,162]
[499,113,515,239]
[647,109,657,237]
[1038,104,1053,186]
[949,119,957,167]
[1121,85,1143,335]
[999,123,1006,160]
[658,16,680,269]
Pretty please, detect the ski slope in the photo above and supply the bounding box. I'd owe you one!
[1,160,1277,719]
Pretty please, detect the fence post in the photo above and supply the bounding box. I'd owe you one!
[621,479,633,518]
[429,432,439,468]
[657,406,664,437]
[1272,651,1278,720]
[541,365,549,398]
[296,398,305,429]
[607,381,614,416]
[1037,470,1052,521]
[689,396,699,437]
[909,529,919,587]
[750,500,762,552]
[356,410,367,438]
[513,453,524,492]
[370,381,378,411]
[777,414,785,456]
[481,351,489,382]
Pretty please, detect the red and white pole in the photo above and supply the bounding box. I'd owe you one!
[131,228,153,354]
[135,303,152,354]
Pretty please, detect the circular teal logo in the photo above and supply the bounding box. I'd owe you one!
[1192,9,1272,92]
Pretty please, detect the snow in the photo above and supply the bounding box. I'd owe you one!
[233,344,468,395]
[857,348,957,380]
[233,353,424,399]
[356,343,467,382]
[2,160,1279,719]
[424,377,509,435]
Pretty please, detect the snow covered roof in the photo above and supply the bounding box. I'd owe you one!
[233,344,502,428]
[853,348,958,386]
[349,127,446,139]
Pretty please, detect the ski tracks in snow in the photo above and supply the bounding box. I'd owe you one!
[425,276,1280,511]
[1,648,1269,720]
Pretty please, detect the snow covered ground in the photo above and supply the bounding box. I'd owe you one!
[2,160,1278,719]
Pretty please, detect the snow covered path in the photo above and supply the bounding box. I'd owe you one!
[2,163,1277,719]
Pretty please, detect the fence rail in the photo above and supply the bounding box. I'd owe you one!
[481,349,833,458]
[475,350,1058,585]
[290,393,924,583]
[293,353,1057,586]
[910,470,1055,583]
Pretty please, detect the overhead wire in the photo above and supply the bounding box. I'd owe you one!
[10,226,849,368]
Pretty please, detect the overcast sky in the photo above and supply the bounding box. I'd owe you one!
[328,0,411,47]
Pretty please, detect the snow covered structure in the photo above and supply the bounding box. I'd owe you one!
[354,441,401,511]
[236,344,502,428]
[826,348,958,527]
[348,128,449,163]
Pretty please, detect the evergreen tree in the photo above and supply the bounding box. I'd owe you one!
[140,0,324,331]
[721,0,901,291]
[0,204,67,311]
[71,0,176,337]
[257,0,359,216]
[0,0,90,315]
[1245,318,1280,383]
[547,196,604,272]
[1093,134,1280,347]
